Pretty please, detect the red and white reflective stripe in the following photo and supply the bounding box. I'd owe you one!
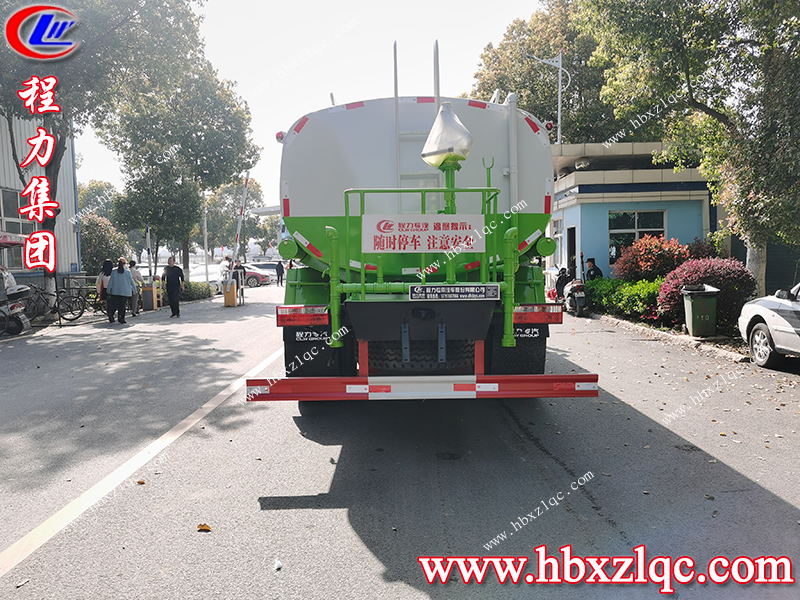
[518,228,542,252]
[466,99,503,112]
[246,374,599,401]
[350,259,377,271]
[281,116,310,148]
[522,113,550,148]
[293,230,323,258]
[294,116,309,133]
[399,96,436,104]
[464,260,480,271]
[514,304,563,324]
[283,197,290,217]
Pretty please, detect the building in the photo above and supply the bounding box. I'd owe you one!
[0,116,80,284]
[548,142,711,280]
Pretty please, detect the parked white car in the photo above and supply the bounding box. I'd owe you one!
[738,283,800,368]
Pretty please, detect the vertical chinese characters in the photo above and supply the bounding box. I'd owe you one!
[16,77,62,272]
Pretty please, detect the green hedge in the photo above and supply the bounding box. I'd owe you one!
[584,278,625,313]
[586,277,663,322]
[160,281,214,302]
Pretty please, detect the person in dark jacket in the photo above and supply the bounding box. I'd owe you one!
[106,258,136,324]
[232,259,247,305]
[555,267,570,298]
[586,258,604,280]
[275,261,285,286]
[162,257,185,318]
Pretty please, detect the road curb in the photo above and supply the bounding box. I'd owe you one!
[594,314,750,364]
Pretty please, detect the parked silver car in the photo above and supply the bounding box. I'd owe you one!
[738,283,800,367]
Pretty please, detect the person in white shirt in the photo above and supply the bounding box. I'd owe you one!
[129,260,145,315]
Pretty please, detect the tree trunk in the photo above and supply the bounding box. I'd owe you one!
[181,240,190,271]
[746,241,767,296]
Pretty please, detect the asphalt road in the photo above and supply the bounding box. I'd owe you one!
[1,286,798,599]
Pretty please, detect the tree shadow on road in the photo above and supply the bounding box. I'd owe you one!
[255,355,800,598]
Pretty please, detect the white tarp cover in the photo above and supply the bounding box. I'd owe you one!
[421,102,473,167]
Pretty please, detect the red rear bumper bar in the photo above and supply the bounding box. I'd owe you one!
[246,374,598,402]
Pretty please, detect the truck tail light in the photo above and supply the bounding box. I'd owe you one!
[513,304,563,324]
[276,305,330,327]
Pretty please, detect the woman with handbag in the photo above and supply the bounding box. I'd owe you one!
[106,258,136,324]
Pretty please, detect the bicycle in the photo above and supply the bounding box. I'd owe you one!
[23,283,86,321]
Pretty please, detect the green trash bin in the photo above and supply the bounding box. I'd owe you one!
[681,284,719,337]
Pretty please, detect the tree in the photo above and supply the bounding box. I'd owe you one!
[77,180,117,222]
[581,0,800,294]
[79,213,131,277]
[0,0,203,297]
[470,0,654,144]
[194,178,265,261]
[112,157,201,274]
[254,216,281,255]
[98,58,261,269]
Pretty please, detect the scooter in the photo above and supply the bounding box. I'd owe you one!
[563,278,588,317]
[0,299,30,336]
[546,255,589,318]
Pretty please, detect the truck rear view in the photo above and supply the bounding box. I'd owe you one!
[247,89,597,402]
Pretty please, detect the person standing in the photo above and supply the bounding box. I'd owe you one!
[275,261,285,286]
[106,258,136,324]
[162,257,185,318]
[129,260,144,316]
[585,258,604,280]
[95,259,113,315]
[232,259,247,305]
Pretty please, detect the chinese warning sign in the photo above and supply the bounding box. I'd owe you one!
[361,214,485,254]
[16,75,62,272]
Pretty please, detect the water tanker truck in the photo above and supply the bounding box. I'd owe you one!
[247,69,598,404]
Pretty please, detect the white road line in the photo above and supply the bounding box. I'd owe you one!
[0,347,284,580]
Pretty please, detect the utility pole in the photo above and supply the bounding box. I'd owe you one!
[203,194,209,284]
[523,49,571,145]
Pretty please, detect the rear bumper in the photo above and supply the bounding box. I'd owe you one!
[246,373,598,401]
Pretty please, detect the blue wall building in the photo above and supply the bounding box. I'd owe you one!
[547,142,712,280]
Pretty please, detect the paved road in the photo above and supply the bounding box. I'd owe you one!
[1,289,798,598]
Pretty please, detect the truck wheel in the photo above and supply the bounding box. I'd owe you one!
[365,340,473,375]
[749,323,782,368]
[246,275,261,288]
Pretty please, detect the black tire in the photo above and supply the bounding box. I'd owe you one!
[576,301,586,318]
[0,313,9,336]
[246,275,261,288]
[57,295,85,321]
[365,339,474,375]
[749,323,782,368]
[6,317,23,335]
[24,294,46,321]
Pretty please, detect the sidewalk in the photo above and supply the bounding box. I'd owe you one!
[593,313,749,364]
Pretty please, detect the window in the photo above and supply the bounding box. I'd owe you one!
[608,210,664,264]
[1,188,36,269]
